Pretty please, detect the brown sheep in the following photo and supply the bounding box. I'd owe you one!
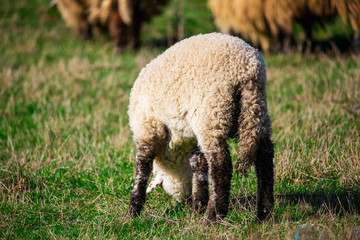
[208,0,274,52]
[56,0,169,53]
[265,0,360,52]
[208,0,360,53]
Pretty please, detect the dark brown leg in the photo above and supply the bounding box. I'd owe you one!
[255,136,274,222]
[278,30,296,54]
[303,25,314,54]
[108,8,129,54]
[189,150,208,213]
[79,23,92,41]
[127,141,155,217]
[353,32,360,54]
[127,20,141,50]
[206,139,233,222]
[57,0,91,41]
[108,8,142,54]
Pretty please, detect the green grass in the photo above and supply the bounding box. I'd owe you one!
[1,0,359,239]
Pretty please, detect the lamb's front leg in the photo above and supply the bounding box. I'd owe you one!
[189,150,209,213]
[206,139,233,222]
[127,142,155,217]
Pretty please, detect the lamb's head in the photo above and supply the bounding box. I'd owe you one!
[146,158,192,203]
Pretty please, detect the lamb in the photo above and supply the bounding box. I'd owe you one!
[127,33,274,222]
[208,0,360,53]
[55,0,169,53]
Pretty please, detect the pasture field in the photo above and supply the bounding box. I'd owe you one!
[1,0,359,238]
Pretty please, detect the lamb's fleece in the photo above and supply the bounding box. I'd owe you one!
[128,33,272,204]
[56,0,169,53]
[208,0,360,52]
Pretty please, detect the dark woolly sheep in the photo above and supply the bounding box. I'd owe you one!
[127,33,274,222]
[56,0,169,53]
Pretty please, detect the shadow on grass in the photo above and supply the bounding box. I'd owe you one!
[276,189,360,215]
[231,189,360,216]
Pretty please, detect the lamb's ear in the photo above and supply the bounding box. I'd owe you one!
[146,174,163,194]
[118,0,133,25]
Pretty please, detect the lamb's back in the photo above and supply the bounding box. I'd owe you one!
[129,33,265,137]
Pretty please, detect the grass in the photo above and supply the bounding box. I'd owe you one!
[1,0,359,238]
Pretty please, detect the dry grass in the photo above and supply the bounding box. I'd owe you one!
[267,56,360,188]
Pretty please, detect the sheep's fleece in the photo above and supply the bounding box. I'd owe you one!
[128,33,272,205]
[208,0,360,52]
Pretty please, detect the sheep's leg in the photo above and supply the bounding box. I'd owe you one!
[108,10,126,54]
[108,9,141,53]
[303,24,314,54]
[206,139,232,222]
[278,30,295,54]
[127,141,155,217]
[353,32,360,54]
[79,24,92,41]
[255,136,274,222]
[189,150,208,213]
[127,19,141,50]
[57,0,92,40]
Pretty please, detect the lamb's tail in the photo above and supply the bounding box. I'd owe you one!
[235,58,272,176]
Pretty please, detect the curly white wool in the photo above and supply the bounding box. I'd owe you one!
[128,33,269,202]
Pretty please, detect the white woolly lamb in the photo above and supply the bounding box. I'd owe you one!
[127,33,274,222]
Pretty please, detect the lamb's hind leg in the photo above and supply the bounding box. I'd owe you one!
[205,139,232,222]
[255,136,274,222]
[127,140,156,217]
[189,150,209,213]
